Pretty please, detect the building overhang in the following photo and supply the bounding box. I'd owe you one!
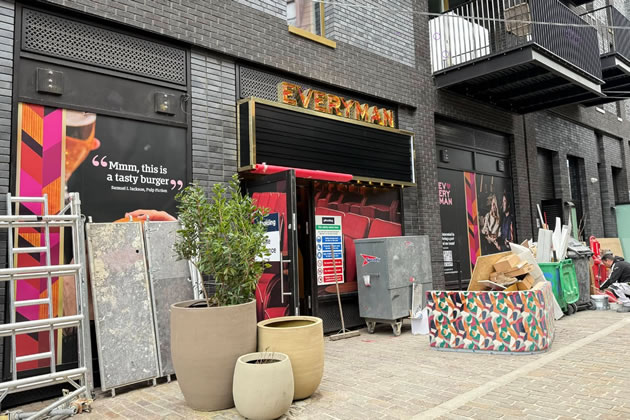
[433,46,604,114]
[580,53,630,106]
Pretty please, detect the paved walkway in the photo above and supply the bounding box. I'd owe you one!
[11,310,630,419]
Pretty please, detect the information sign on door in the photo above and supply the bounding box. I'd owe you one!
[259,213,281,263]
[315,215,344,285]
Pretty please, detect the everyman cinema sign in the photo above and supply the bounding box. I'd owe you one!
[278,82,396,128]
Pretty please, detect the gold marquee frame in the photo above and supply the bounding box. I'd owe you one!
[236,97,416,187]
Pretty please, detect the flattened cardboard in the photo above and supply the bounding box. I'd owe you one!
[599,238,624,258]
[468,252,511,291]
[493,253,522,273]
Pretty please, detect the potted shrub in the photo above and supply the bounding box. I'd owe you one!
[170,175,270,411]
[232,351,294,420]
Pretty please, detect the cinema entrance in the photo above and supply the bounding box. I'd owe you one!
[238,96,415,332]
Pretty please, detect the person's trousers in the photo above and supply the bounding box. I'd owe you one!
[608,283,630,303]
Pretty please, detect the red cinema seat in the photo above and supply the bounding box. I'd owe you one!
[350,203,363,215]
[316,184,336,207]
[313,185,327,203]
[368,218,402,238]
[265,306,289,319]
[336,191,363,213]
[343,213,371,285]
[365,200,400,221]
[256,272,276,321]
[327,193,345,210]
[262,275,289,320]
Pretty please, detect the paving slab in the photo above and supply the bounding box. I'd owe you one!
[7,310,630,419]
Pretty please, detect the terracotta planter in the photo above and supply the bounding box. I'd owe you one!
[171,299,256,411]
[233,352,294,420]
[257,316,324,400]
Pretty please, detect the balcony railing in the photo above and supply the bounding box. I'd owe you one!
[581,6,630,61]
[430,0,602,80]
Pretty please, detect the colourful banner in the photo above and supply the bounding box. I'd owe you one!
[15,104,65,370]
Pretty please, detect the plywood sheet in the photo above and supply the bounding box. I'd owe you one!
[468,252,511,291]
[144,221,193,377]
[87,222,159,391]
[616,204,630,258]
[599,238,624,258]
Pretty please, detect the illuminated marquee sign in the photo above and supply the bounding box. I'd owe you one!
[278,82,396,128]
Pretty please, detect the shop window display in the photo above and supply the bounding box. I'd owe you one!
[251,180,403,320]
[314,182,402,296]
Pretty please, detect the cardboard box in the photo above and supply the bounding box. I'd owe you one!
[504,263,533,278]
[503,284,519,292]
[520,274,535,289]
[493,253,522,273]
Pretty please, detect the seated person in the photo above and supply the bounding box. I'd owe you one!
[599,251,630,303]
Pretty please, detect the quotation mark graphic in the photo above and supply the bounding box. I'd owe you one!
[170,179,184,190]
[92,155,108,167]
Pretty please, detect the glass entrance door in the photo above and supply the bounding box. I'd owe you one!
[243,170,299,321]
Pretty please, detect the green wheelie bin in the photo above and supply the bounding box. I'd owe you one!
[538,259,580,315]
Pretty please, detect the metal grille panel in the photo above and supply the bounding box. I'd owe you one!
[239,67,392,112]
[22,9,186,85]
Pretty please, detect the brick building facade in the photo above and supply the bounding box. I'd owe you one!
[0,0,628,383]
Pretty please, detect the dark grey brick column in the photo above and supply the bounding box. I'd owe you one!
[524,113,541,236]
[0,0,13,370]
[510,114,534,242]
[414,0,444,289]
[190,51,237,193]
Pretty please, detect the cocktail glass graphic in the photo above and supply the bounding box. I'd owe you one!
[65,111,100,182]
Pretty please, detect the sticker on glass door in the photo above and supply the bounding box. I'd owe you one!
[315,215,344,285]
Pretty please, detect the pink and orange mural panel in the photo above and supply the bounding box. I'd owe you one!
[15,104,66,370]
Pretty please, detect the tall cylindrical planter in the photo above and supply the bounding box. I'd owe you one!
[171,299,256,411]
[257,316,324,400]
[233,352,294,420]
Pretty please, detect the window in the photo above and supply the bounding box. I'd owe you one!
[286,0,335,48]
[567,156,586,239]
[612,166,624,204]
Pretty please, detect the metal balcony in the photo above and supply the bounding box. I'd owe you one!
[430,0,604,113]
[579,6,630,106]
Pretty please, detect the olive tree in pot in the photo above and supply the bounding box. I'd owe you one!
[171,174,269,411]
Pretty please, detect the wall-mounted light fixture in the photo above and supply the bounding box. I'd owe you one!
[439,149,449,163]
[590,177,598,184]
[155,92,176,115]
[37,68,63,95]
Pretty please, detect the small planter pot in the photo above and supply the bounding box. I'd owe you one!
[257,316,324,400]
[233,352,294,420]
[171,299,257,411]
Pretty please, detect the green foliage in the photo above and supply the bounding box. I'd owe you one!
[175,174,270,307]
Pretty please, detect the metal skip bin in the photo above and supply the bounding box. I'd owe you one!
[355,236,432,335]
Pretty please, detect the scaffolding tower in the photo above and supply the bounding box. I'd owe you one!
[0,193,92,419]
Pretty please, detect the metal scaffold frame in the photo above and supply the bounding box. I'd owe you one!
[0,193,92,420]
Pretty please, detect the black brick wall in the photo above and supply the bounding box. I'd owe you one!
[24,0,630,286]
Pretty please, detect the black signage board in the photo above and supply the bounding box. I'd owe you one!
[238,99,414,184]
